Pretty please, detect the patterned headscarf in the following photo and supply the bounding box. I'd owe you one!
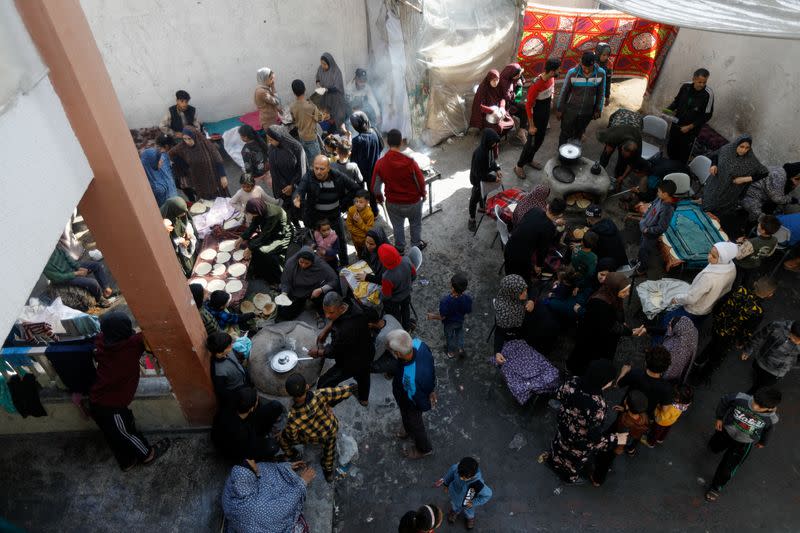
[495,274,528,329]
[662,316,699,382]
[513,183,551,226]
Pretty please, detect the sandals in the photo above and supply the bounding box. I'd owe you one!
[143,438,171,466]
[394,430,410,440]
[402,446,433,459]
[705,489,720,502]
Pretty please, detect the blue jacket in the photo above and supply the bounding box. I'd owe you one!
[639,197,676,236]
[439,293,473,325]
[392,339,436,411]
[443,464,493,511]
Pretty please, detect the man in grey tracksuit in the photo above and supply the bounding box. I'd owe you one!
[556,51,606,146]
[741,320,800,393]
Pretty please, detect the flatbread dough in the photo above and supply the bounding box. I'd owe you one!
[199,249,217,261]
[228,263,247,277]
[225,279,243,293]
[223,218,241,230]
[576,198,591,209]
[207,279,226,292]
[216,251,231,264]
[211,264,227,277]
[218,240,237,253]
[189,203,208,214]
[262,302,276,316]
[188,278,207,288]
[240,300,256,314]
[194,262,212,276]
[275,293,293,306]
[253,293,272,309]
[232,250,245,261]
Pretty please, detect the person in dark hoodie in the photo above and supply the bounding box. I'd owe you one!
[378,243,417,330]
[349,111,384,213]
[468,128,503,232]
[90,312,170,471]
[635,180,677,276]
[595,43,613,105]
[584,204,628,269]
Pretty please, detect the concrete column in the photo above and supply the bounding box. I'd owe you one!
[16,0,216,424]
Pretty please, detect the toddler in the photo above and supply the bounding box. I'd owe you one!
[428,273,472,358]
[314,218,340,271]
[643,383,693,447]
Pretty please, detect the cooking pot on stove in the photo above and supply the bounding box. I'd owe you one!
[558,143,582,165]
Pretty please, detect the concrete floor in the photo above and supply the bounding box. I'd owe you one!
[3,79,800,532]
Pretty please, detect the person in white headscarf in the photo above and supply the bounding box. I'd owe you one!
[670,242,738,324]
[254,67,283,130]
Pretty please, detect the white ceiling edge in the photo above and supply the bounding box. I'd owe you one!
[599,0,800,40]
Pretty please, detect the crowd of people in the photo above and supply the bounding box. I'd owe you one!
[57,44,800,533]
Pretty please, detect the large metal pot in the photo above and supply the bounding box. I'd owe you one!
[558,143,582,165]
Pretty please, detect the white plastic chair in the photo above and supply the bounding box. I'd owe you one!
[492,205,510,273]
[664,172,692,197]
[407,246,423,272]
[473,180,505,234]
[689,155,713,186]
[641,115,668,160]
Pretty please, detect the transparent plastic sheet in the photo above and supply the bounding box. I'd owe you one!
[414,0,522,146]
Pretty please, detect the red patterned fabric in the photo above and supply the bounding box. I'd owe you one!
[486,188,527,225]
[517,3,678,93]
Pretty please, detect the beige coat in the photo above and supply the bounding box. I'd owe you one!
[254,85,282,129]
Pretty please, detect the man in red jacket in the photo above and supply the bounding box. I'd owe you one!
[371,129,427,254]
[90,312,170,471]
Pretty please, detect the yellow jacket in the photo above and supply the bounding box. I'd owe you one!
[345,205,375,245]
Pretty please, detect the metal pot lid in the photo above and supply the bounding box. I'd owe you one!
[558,143,582,160]
[270,350,298,373]
[552,165,576,184]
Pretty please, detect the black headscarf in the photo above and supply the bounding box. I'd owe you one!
[189,283,205,307]
[100,312,134,345]
[266,125,307,194]
[578,359,616,394]
[245,197,267,218]
[783,162,800,179]
[470,128,500,186]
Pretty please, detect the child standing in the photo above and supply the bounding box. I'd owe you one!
[570,230,599,285]
[314,218,340,271]
[643,383,693,447]
[590,390,650,486]
[434,457,493,530]
[705,387,781,502]
[428,273,472,358]
[331,137,365,188]
[735,214,780,286]
[280,373,357,483]
[635,180,677,275]
[378,244,417,330]
[345,190,375,255]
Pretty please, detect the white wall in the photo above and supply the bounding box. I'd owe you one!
[0,76,93,340]
[648,28,800,164]
[80,0,370,129]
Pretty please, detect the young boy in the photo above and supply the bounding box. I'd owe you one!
[206,290,256,332]
[741,320,800,394]
[570,230,599,285]
[635,180,678,275]
[643,383,693,447]
[345,190,376,255]
[434,457,493,530]
[318,107,336,136]
[591,390,649,486]
[280,373,357,482]
[313,218,340,270]
[289,79,324,164]
[617,346,673,418]
[378,243,417,330]
[331,137,365,187]
[206,331,249,407]
[705,387,781,502]
[595,43,613,106]
[428,273,472,359]
[735,214,780,286]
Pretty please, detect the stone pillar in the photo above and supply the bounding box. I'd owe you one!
[16,0,215,424]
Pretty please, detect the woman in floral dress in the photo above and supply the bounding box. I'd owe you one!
[538,360,626,483]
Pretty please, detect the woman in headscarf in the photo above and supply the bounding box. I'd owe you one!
[278,247,339,320]
[160,197,197,277]
[469,69,503,131]
[512,183,550,226]
[661,316,699,382]
[567,272,632,375]
[316,53,349,128]
[741,162,800,222]
[168,126,229,200]
[238,124,271,180]
[350,111,384,213]
[346,68,381,130]
[221,462,312,533]
[498,63,527,143]
[254,67,283,130]
[668,242,738,326]
[538,359,626,484]
[266,125,307,226]
[493,274,534,353]
[140,147,178,207]
[467,128,502,231]
[702,134,768,235]
[237,198,293,285]
[356,227,388,284]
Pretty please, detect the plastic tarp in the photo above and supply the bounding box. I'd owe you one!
[599,0,800,40]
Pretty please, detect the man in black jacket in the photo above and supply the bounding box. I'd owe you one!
[585,204,628,269]
[665,68,714,163]
[294,154,362,265]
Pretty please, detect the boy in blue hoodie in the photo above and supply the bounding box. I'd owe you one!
[429,273,473,359]
[635,180,677,276]
[434,456,493,530]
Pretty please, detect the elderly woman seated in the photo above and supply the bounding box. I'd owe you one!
[277,247,339,321]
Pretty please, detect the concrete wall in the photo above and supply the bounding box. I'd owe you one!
[648,28,800,164]
[80,0,371,129]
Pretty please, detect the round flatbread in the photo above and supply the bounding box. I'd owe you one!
[223,218,241,230]
[275,293,293,306]
[218,240,237,253]
[253,293,271,310]
[188,278,207,288]
[228,263,247,277]
[262,302,277,317]
[240,300,256,314]
[211,264,227,277]
[576,198,591,209]
[207,279,226,292]
[216,251,231,264]
[225,279,243,293]
[232,249,245,261]
[194,262,212,276]
[189,203,208,215]
[572,227,588,240]
[199,248,217,261]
